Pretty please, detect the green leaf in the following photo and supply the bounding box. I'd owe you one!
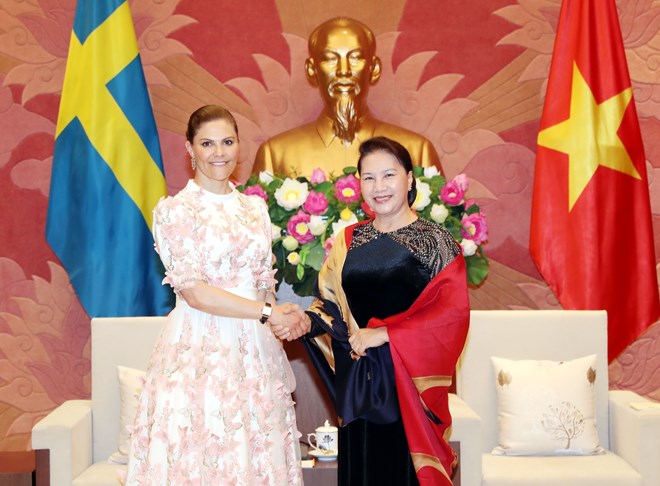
[296,263,305,280]
[280,260,299,283]
[465,255,489,286]
[272,242,286,268]
[298,243,310,261]
[268,178,284,190]
[269,205,295,224]
[324,206,340,220]
[427,175,446,193]
[313,181,335,195]
[466,203,480,215]
[291,276,316,297]
[444,215,463,240]
[305,242,326,271]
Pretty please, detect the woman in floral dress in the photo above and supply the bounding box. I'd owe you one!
[124,105,305,485]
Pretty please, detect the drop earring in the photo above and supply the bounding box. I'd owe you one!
[191,157,196,171]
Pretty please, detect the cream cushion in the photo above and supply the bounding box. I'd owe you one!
[108,366,145,464]
[491,354,603,456]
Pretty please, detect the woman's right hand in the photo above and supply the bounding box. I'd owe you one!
[269,303,311,341]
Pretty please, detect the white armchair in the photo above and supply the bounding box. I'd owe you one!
[32,317,165,485]
[451,310,660,486]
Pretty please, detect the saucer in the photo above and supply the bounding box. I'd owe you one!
[308,449,338,462]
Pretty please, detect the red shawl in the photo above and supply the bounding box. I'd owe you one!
[368,254,469,484]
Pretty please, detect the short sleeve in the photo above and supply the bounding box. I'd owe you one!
[253,197,277,292]
[426,226,460,279]
[152,196,203,292]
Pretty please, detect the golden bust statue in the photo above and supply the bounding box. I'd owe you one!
[253,17,442,177]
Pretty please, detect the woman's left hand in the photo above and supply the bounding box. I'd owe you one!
[348,327,389,357]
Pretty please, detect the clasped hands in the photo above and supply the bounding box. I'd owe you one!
[268,303,311,341]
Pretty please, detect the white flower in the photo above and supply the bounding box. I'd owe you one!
[271,224,282,241]
[430,204,449,224]
[282,235,299,251]
[259,171,274,184]
[411,180,431,210]
[332,212,359,237]
[274,178,309,210]
[308,215,327,236]
[287,252,301,265]
[460,239,477,257]
[423,166,440,178]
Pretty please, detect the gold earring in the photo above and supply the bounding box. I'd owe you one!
[191,157,196,170]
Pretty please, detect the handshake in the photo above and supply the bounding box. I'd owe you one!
[267,303,311,341]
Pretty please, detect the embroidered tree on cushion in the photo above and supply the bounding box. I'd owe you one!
[541,401,585,449]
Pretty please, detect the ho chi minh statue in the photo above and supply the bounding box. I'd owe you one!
[252,17,442,177]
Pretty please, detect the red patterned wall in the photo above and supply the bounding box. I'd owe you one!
[0,0,658,450]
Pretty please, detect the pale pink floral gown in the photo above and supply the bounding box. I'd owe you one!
[124,180,303,485]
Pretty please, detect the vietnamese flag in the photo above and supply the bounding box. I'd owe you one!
[530,0,659,361]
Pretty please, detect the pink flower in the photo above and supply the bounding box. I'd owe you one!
[453,173,469,192]
[243,185,268,201]
[461,213,488,245]
[287,210,315,244]
[335,174,361,203]
[310,168,326,185]
[440,181,465,206]
[464,198,477,211]
[303,191,329,215]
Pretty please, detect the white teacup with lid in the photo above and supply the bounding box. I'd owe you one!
[307,419,338,455]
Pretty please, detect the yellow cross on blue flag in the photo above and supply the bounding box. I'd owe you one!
[46,0,173,317]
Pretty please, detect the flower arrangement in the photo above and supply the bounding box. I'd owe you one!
[239,166,489,297]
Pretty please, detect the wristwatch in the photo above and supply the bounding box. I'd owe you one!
[260,302,273,324]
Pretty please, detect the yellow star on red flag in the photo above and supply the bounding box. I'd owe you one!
[537,62,640,211]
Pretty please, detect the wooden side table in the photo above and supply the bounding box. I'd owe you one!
[302,459,337,486]
[0,451,35,486]
[0,450,49,486]
[300,442,337,486]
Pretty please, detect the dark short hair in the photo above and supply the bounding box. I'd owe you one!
[308,17,376,56]
[357,136,417,206]
[186,105,239,142]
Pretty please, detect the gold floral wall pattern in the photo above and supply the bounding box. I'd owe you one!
[0,0,658,450]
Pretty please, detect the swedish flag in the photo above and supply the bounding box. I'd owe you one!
[46,0,173,317]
